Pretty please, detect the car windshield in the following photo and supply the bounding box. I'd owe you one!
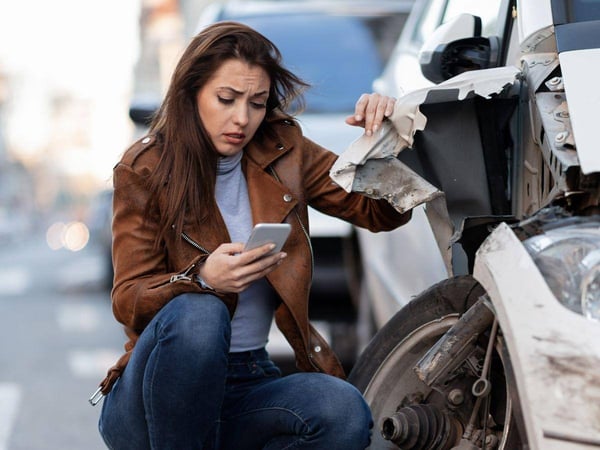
[411,0,503,49]
[221,13,390,113]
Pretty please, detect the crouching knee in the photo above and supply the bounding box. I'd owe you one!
[299,374,373,449]
[154,293,231,354]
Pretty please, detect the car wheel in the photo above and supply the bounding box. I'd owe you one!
[349,276,523,449]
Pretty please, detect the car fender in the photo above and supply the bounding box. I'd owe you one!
[474,222,600,449]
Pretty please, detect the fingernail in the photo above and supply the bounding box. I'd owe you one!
[269,243,276,250]
[373,124,379,133]
[366,129,372,137]
[355,114,363,121]
[280,252,287,258]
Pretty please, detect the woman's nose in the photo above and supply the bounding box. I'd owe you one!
[232,105,249,126]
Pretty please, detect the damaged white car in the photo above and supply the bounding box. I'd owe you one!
[332,0,600,448]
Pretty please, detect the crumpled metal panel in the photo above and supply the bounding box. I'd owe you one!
[352,157,439,213]
[330,66,521,277]
[331,66,521,192]
[352,158,454,275]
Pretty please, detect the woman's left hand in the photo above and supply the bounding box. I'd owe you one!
[345,93,396,137]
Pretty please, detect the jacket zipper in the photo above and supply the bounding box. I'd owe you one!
[180,231,211,254]
[170,263,196,283]
[169,231,210,283]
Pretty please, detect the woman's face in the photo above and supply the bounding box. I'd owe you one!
[196,58,270,157]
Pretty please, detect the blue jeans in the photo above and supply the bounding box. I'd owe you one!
[98,293,372,449]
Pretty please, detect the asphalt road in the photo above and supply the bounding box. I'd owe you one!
[0,231,122,450]
[0,228,303,450]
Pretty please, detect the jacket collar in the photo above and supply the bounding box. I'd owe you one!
[244,111,296,169]
[243,112,298,225]
[243,156,297,225]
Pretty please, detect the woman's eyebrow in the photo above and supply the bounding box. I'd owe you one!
[218,87,268,97]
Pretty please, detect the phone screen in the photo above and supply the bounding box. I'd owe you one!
[244,223,291,254]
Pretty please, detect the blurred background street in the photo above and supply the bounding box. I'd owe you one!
[0,0,146,448]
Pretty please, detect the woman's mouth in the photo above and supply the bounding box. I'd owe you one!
[224,133,245,145]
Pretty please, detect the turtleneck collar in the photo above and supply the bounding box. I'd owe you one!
[217,151,243,175]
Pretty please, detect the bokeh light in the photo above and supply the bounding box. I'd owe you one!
[46,222,66,250]
[64,221,90,251]
[46,221,90,251]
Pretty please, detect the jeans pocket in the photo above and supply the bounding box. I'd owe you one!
[227,357,281,385]
[257,359,282,378]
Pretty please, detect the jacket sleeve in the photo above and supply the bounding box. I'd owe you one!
[110,162,205,332]
[300,136,411,232]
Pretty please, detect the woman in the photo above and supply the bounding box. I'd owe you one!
[96,21,411,449]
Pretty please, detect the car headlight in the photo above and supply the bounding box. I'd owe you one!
[523,223,600,321]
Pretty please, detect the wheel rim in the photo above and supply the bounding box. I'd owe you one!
[363,314,516,450]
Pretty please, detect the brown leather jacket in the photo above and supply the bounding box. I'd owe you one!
[98,115,410,394]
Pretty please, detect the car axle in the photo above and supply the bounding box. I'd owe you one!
[381,403,462,449]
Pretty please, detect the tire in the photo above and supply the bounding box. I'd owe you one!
[348,276,523,449]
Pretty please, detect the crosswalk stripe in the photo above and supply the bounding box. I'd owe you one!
[0,383,21,450]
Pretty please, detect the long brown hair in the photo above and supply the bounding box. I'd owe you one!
[147,21,308,245]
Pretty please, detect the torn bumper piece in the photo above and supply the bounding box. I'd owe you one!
[330,66,521,276]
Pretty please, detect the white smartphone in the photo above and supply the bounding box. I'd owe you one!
[244,223,291,255]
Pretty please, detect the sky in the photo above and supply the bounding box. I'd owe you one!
[0,0,142,188]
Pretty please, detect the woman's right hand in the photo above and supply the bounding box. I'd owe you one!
[345,93,396,136]
[197,243,287,293]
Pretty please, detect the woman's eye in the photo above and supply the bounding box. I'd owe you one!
[251,102,267,109]
[218,97,234,105]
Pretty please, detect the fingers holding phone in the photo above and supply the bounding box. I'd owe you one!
[198,224,290,293]
[241,243,287,278]
[238,223,290,276]
[241,242,286,264]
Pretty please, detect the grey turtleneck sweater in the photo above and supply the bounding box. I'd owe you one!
[215,152,276,352]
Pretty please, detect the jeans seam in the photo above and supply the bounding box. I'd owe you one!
[225,405,312,448]
[225,406,307,423]
[280,440,302,450]
[223,407,311,450]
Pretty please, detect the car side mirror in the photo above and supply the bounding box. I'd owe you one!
[418,14,500,84]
